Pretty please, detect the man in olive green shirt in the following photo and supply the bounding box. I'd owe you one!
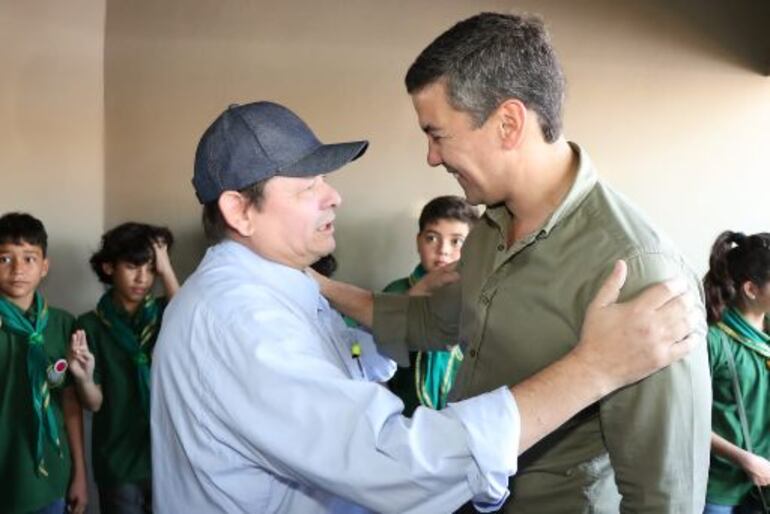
[323,13,710,513]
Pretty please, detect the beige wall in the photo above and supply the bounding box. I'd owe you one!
[0,0,105,314]
[4,0,764,308]
[102,0,770,291]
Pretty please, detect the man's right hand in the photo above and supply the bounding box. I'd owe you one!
[573,260,704,396]
[508,259,703,454]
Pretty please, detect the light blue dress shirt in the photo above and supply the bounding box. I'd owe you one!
[151,240,519,513]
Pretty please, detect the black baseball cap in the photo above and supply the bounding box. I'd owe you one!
[193,101,369,203]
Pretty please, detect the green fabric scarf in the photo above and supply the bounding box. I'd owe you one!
[96,291,159,415]
[718,307,770,362]
[0,293,61,476]
[408,265,464,410]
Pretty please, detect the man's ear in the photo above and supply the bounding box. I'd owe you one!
[496,99,527,150]
[218,191,255,237]
[40,258,50,279]
[101,262,113,277]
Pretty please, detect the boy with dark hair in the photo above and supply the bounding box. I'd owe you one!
[385,195,479,415]
[68,222,179,514]
[0,212,88,514]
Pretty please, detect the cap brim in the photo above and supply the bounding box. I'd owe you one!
[281,140,368,177]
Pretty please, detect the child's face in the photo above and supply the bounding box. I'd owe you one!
[0,241,49,307]
[416,218,470,272]
[104,260,156,307]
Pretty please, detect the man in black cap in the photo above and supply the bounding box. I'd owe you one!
[150,101,699,513]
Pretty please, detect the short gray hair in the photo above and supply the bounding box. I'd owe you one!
[405,12,565,143]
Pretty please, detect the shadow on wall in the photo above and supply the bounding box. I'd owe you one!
[333,210,420,291]
[40,240,104,317]
[649,0,770,75]
[164,221,210,284]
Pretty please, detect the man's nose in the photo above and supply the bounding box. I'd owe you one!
[426,141,442,167]
[322,180,342,208]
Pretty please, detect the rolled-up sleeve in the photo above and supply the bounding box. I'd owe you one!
[373,279,463,366]
[446,388,520,512]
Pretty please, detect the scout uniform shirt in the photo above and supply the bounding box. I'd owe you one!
[0,303,74,513]
[373,143,711,513]
[707,317,770,505]
[77,296,167,487]
[384,264,463,416]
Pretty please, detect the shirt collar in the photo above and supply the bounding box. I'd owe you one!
[209,240,325,320]
[484,141,597,238]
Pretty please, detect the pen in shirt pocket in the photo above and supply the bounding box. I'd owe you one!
[351,341,365,378]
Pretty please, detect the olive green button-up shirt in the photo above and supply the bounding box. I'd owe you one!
[373,143,711,513]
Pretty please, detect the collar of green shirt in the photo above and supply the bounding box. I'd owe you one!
[407,263,427,288]
[718,306,770,359]
[483,142,598,242]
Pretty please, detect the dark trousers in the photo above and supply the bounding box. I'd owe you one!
[98,480,152,514]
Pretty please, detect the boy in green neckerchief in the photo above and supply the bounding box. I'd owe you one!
[385,196,478,415]
[0,212,88,514]
[69,222,179,514]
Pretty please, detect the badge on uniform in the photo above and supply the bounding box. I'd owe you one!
[47,359,68,388]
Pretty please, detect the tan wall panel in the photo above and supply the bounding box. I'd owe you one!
[0,0,105,314]
[103,0,770,290]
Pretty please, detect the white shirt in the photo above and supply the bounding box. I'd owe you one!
[151,240,519,513]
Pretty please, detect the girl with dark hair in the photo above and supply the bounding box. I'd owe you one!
[703,231,770,514]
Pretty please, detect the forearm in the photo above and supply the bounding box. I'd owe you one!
[317,275,374,328]
[712,432,750,467]
[159,270,180,298]
[74,378,103,411]
[510,350,610,454]
[62,388,87,476]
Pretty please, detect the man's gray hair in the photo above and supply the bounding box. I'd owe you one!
[405,12,565,143]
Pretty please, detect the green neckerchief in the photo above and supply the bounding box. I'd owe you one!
[0,292,62,476]
[96,290,159,416]
[718,307,770,364]
[406,263,427,288]
[407,264,463,410]
[414,346,463,410]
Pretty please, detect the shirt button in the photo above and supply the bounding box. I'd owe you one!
[469,349,477,358]
[497,244,505,251]
[480,295,490,306]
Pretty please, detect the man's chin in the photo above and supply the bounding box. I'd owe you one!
[318,240,336,257]
[463,190,498,207]
[460,192,483,206]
